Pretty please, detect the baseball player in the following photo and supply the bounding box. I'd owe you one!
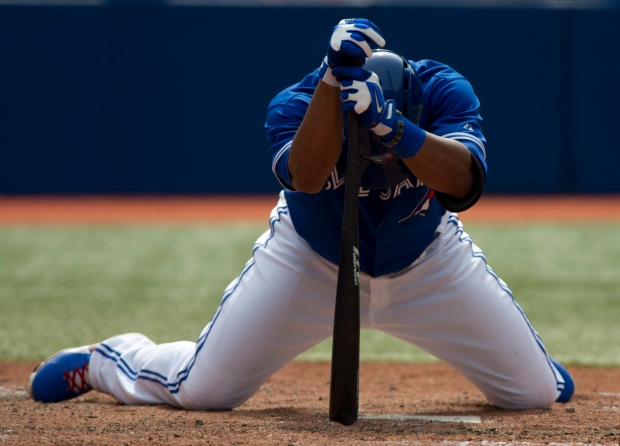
[29,18,574,410]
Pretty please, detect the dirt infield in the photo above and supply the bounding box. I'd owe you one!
[1,195,619,445]
[2,362,619,445]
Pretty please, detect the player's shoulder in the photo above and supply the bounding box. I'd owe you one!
[411,59,479,107]
[411,59,468,83]
[268,69,320,110]
[266,69,320,126]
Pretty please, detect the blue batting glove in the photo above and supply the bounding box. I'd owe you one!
[333,65,399,139]
[327,19,386,68]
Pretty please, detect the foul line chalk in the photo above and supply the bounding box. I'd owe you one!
[360,414,481,423]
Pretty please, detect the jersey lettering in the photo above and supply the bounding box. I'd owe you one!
[393,178,415,198]
[379,189,391,200]
[323,167,424,200]
[323,168,346,191]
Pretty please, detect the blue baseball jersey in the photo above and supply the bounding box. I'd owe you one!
[265,59,487,277]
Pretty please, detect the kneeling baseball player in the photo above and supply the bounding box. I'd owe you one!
[29,18,574,411]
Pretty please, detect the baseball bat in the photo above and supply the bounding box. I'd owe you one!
[329,110,361,426]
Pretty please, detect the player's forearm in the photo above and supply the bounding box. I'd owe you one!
[289,82,343,193]
[402,133,474,199]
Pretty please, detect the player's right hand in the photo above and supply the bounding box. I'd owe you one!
[333,65,399,139]
[326,19,386,68]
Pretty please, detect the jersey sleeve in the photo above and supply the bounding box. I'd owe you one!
[424,71,487,176]
[264,74,316,191]
[423,68,488,212]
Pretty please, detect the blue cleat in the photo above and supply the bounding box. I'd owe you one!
[28,346,92,403]
[550,357,575,403]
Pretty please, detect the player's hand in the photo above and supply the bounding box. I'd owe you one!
[333,65,399,138]
[326,18,386,68]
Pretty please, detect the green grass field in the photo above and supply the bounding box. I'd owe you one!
[1,222,618,366]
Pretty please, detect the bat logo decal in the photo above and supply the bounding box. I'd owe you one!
[352,246,360,286]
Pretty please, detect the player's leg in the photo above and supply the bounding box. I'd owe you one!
[370,213,573,409]
[35,194,341,409]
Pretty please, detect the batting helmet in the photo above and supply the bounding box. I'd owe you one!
[365,49,423,124]
[357,49,424,189]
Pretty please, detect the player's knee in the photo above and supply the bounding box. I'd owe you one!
[484,369,561,410]
[176,391,248,411]
[177,389,251,411]
[175,377,258,411]
[488,384,559,410]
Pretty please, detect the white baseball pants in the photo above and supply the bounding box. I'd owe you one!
[89,192,565,410]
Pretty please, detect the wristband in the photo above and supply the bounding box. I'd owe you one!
[378,111,404,147]
[321,67,339,87]
[380,113,427,158]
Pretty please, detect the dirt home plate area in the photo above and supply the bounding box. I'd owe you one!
[1,195,620,445]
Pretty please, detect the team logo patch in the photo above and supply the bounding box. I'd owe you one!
[399,188,435,223]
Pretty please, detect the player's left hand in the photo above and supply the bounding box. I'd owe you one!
[327,19,386,68]
[333,65,399,138]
